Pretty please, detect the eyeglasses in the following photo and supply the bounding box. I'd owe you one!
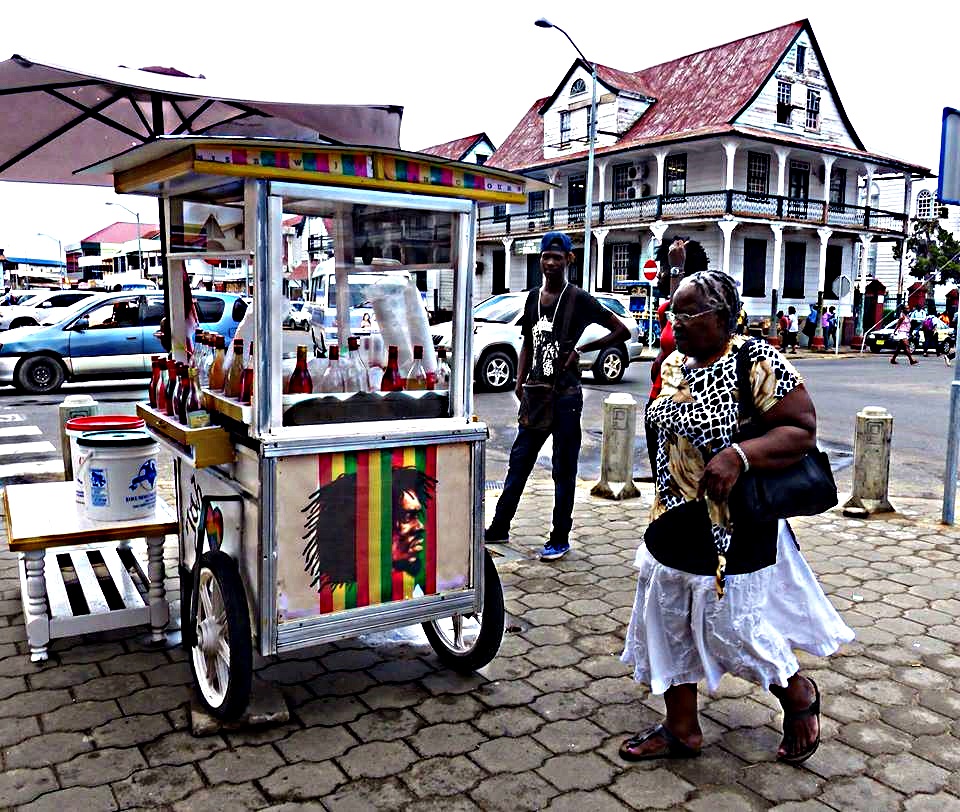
[667,308,718,327]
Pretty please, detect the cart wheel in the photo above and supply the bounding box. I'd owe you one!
[189,551,252,721]
[422,550,504,673]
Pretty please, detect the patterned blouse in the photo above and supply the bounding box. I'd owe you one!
[646,336,802,552]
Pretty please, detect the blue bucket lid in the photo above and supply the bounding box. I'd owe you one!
[77,429,156,448]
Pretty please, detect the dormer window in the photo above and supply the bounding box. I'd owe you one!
[777,81,793,125]
[559,111,571,147]
[805,89,820,131]
[570,78,587,96]
[917,190,933,220]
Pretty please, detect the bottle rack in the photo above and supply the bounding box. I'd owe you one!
[136,403,236,468]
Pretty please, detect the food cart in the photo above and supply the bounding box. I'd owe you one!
[84,136,532,719]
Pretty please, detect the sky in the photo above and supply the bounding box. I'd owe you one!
[0,0,956,260]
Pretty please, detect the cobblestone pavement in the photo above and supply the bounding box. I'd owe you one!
[1,463,959,811]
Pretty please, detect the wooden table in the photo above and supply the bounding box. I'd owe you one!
[3,481,178,662]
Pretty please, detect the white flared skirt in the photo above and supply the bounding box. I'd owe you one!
[621,521,855,695]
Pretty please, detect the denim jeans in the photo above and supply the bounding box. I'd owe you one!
[489,390,583,545]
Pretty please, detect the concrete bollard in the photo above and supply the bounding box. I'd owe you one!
[591,393,641,500]
[58,395,98,480]
[842,406,895,517]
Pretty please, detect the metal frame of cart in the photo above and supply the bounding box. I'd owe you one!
[84,136,533,719]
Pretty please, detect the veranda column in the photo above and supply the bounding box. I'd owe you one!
[596,158,609,210]
[500,238,515,290]
[718,218,739,278]
[897,172,913,307]
[769,223,785,341]
[594,227,609,291]
[649,221,669,305]
[812,226,833,348]
[546,169,560,211]
[776,148,790,197]
[821,154,836,225]
[856,234,873,339]
[722,139,738,192]
[654,149,668,196]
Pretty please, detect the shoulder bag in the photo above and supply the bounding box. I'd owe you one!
[729,340,838,522]
[518,286,576,431]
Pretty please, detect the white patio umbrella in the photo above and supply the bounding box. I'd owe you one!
[0,54,403,186]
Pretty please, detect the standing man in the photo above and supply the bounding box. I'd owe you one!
[485,232,630,560]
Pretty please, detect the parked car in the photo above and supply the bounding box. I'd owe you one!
[432,291,643,392]
[283,301,311,330]
[0,289,99,331]
[0,291,247,393]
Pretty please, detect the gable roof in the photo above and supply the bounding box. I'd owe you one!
[419,132,493,160]
[488,20,914,174]
[82,221,160,244]
[538,61,656,114]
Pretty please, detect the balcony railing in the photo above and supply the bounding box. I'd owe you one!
[479,190,907,238]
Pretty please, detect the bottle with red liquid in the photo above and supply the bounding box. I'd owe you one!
[287,345,313,394]
[380,344,403,392]
[174,365,190,423]
[148,356,163,408]
[239,342,254,405]
[164,357,178,417]
[156,360,169,413]
[402,345,428,390]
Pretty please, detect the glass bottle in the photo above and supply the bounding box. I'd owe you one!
[240,342,254,405]
[343,336,368,392]
[319,345,345,393]
[224,338,245,399]
[208,335,226,391]
[381,344,403,392]
[364,335,384,391]
[307,347,327,388]
[164,357,178,417]
[436,346,452,390]
[148,356,163,408]
[403,345,428,391]
[175,365,193,423]
[287,344,313,394]
[156,358,169,414]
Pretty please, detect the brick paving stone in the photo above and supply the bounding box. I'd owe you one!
[686,787,768,811]
[537,752,617,792]
[739,761,824,803]
[336,739,418,780]
[894,666,953,691]
[4,729,93,768]
[469,770,559,812]
[58,746,147,788]
[591,702,658,735]
[142,729,226,766]
[0,687,71,717]
[0,674,26,700]
[530,689,599,722]
[259,760,347,801]
[867,752,950,794]
[0,766,58,807]
[358,682,431,710]
[345,707,421,743]
[73,673,148,702]
[118,684,189,715]
[608,767,694,809]
[18,785,118,812]
[572,632,625,656]
[407,721,486,758]
[321,776,416,810]
[577,653,631,679]
[27,662,101,691]
[818,775,905,812]
[521,607,574,626]
[839,719,915,755]
[882,705,951,737]
[420,670,486,695]
[532,718,608,754]
[0,714,39,748]
[703,696,779,729]
[171,781,266,812]
[141,660,192,687]
[473,706,544,738]
[400,754,486,798]
[521,645,585,670]
[474,679,540,709]
[295,695,367,726]
[470,735,552,773]
[111,763,202,807]
[319,647,383,672]
[717,726,782,763]
[545,789,627,812]
[525,666,592,694]
[275,724,357,763]
[521,626,576,646]
[767,801,836,811]
[477,655,539,681]
[669,746,749,787]
[200,743,284,784]
[260,803,327,812]
[902,792,960,812]
[924,654,960,676]
[417,694,485,724]
[821,693,880,723]
[99,650,170,676]
[919,689,960,719]
[912,733,960,771]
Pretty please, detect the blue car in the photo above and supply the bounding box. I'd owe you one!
[0,291,247,393]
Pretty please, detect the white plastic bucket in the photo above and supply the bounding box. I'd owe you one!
[78,430,159,521]
[66,416,145,503]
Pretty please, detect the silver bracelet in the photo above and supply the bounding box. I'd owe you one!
[730,442,750,472]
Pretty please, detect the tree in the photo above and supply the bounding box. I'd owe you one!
[894,219,960,285]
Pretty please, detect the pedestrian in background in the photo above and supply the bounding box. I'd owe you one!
[890,305,918,365]
[485,231,629,561]
[783,306,799,354]
[620,270,853,766]
[922,311,940,357]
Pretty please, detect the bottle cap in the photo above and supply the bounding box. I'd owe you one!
[233,337,244,349]
[413,344,423,359]
[348,336,359,351]
[329,345,340,360]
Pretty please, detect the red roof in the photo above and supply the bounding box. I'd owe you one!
[82,221,160,244]
[487,21,930,174]
[419,133,491,160]
[283,215,304,227]
[289,261,309,281]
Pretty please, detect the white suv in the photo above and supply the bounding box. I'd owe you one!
[432,291,644,392]
[0,290,97,331]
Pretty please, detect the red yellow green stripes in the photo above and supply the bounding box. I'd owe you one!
[313,447,436,614]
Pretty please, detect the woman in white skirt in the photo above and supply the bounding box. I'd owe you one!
[620,271,853,766]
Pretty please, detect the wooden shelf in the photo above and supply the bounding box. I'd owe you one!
[203,389,251,424]
[136,403,235,468]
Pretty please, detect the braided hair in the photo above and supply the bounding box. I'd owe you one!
[678,270,741,334]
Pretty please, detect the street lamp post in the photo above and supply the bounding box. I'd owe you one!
[36,232,64,283]
[536,17,598,293]
[106,202,143,277]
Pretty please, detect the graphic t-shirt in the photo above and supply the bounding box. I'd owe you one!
[520,285,607,392]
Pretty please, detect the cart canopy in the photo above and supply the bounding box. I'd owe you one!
[0,54,403,186]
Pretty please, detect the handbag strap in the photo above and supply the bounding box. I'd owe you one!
[735,338,759,428]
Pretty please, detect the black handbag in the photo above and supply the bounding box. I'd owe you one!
[518,384,556,430]
[729,340,838,522]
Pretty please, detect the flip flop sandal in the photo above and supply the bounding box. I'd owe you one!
[619,723,701,762]
[777,677,821,766]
